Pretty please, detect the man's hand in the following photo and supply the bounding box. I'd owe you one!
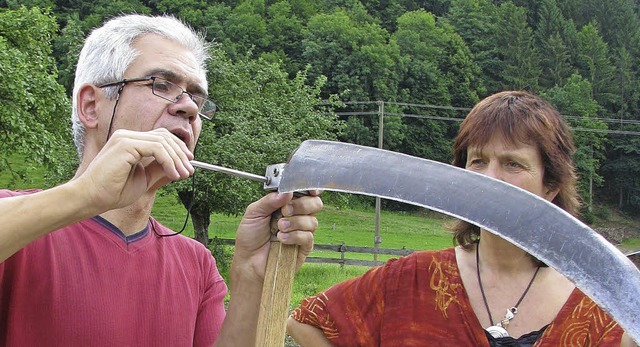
[75,128,194,212]
[214,191,322,347]
[232,191,323,284]
[0,128,195,263]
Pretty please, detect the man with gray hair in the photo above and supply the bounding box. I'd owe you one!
[0,14,322,346]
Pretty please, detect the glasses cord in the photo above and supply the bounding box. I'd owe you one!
[104,83,197,238]
[104,83,125,144]
[150,173,196,238]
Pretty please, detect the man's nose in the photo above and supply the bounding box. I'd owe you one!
[172,93,199,122]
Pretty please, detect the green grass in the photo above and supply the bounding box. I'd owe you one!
[151,189,455,252]
[291,263,370,307]
[620,238,640,253]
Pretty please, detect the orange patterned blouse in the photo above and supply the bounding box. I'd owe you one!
[291,248,623,346]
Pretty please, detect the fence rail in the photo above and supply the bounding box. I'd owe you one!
[212,238,640,268]
[214,238,414,267]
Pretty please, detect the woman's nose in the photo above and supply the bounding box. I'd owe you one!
[483,161,502,180]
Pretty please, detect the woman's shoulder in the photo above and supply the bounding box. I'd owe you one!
[384,247,458,278]
[391,247,457,266]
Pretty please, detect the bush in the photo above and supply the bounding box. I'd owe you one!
[594,205,610,220]
[580,208,596,225]
[209,236,233,281]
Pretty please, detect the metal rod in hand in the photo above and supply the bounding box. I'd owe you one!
[190,160,268,183]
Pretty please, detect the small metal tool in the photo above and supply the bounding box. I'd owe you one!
[190,160,268,184]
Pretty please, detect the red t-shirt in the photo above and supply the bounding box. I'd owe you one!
[292,248,623,346]
[0,189,227,346]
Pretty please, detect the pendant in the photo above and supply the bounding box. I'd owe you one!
[505,308,516,320]
[486,325,510,338]
[500,308,515,327]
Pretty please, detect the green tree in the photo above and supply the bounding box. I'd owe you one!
[392,9,480,161]
[357,0,451,32]
[575,22,616,109]
[301,5,401,151]
[168,49,341,244]
[496,2,541,91]
[189,3,234,45]
[76,0,150,31]
[556,0,581,25]
[612,47,640,128]
[601,48,640,214]
[0,7,73,180]
[221,0,270,59]
[52,12,84,94]
[445,0,502,94]
[3,0,55,10]
[543,74,606,212]
[154,0,206,17]
[535,0,573,88]
[261,1,306,75]
[437,21,482,107]
[601,131,640,214]
[302,5,400,101]
[509,0,541,27]
[569,0,640,51]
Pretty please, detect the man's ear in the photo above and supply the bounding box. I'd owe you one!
[77,84,100,129]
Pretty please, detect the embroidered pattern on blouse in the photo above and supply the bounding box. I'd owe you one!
[292,293,339,339]
[556,296,619,346]
[429,257,461,318]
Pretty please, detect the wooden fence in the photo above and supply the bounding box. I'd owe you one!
[214,238,414,267]
[212,238,640,269]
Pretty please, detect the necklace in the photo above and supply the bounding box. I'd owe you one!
[476,241,541,338]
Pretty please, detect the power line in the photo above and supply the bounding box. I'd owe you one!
[571,127,640,136]
[562,115,640,126]
[328,101,640,136]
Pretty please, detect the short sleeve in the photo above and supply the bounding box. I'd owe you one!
[192,249,228,347]
[291,261,396,346]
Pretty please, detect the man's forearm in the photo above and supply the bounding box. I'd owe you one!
[0,182,97,262]
[214,261,263,346]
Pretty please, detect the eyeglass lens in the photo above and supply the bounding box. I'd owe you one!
[152,78,216,120]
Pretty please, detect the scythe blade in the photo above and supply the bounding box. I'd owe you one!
[267,140,640,343]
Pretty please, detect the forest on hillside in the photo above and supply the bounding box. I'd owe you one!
[2,0,640,239]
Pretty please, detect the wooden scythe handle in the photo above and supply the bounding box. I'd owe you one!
[255,210,300,346]
[256,241,298,346]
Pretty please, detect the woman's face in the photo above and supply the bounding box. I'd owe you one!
[465,134,558,202]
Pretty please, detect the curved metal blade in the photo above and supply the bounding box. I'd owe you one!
[277,140,640,341]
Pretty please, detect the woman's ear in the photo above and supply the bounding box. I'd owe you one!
[76,84,100,129]
[544,186,560,202]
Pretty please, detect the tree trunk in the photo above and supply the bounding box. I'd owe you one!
[619,185,624,210]
[191,210,210,246]
[178,190,211,247]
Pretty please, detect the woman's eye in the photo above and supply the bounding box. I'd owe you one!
[506,161,522,169]
[468,159,485,167]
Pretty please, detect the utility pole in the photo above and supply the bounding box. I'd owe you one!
[374,101,384,261]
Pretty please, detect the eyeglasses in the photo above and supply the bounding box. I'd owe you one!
[99,76,217,120]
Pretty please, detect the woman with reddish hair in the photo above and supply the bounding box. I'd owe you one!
[288,91,635,347]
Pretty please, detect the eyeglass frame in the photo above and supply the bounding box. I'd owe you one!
[98,76,217,120]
